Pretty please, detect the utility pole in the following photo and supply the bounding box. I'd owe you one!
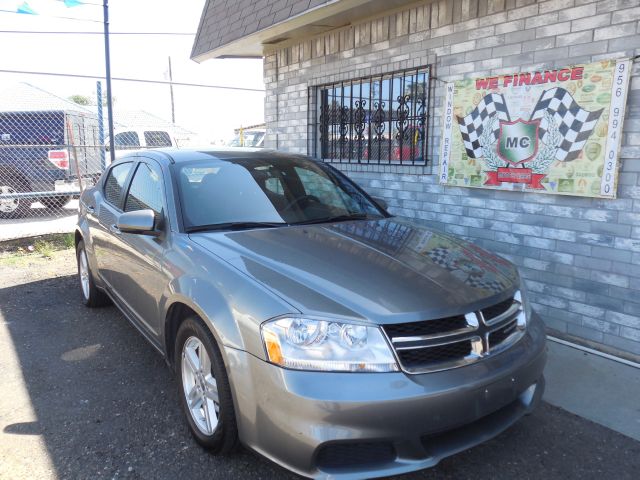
[103,0,115,164]
[168,56,175,124]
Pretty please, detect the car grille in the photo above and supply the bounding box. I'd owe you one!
[382,293,526,374]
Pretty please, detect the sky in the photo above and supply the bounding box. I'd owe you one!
[0,0,265,142]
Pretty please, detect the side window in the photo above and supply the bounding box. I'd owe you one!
[144,131,172,148]
[124,162,164,216]
[265,177,284,194]
[114,131,140,150]
[294,166,354,210]
[104,162,133,206]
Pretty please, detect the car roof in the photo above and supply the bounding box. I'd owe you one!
[114,147,309,165]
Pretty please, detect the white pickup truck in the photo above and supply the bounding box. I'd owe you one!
[105,127,200,158]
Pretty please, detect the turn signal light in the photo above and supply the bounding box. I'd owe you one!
[263,329,284,365]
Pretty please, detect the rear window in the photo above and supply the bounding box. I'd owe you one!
[114,131,140,150]
[104,162,133,206]
[144,131,172,148]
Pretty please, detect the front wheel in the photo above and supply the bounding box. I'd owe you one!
[175,316,239,453]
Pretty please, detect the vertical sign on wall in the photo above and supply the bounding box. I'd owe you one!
[439,82,455,184]
[601,59,631,197]
[439,59,631,198]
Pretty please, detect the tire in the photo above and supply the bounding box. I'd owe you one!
[175,316,239,454]
[76,240,110,308]
[42,195,71,210]
[0,176,31,219]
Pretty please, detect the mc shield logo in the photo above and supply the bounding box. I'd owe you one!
[497,119,539,165]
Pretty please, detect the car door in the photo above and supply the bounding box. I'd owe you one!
[106,158,168,339]
[89,161,135,283]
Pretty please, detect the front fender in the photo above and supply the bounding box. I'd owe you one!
[159,244,300,362]
[162,279,245,352]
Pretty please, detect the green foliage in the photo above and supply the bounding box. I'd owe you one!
[526,111,561,174]
[69,94,91,106]
[62,233,75,249]
[33,239,55,258]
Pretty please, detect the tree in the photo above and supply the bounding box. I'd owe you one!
[68,92,115,107]
[69,94,91,106]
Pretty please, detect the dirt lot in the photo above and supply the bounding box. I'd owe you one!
[1,244,639,479]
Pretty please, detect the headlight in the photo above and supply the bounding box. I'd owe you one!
[261,316,399,372]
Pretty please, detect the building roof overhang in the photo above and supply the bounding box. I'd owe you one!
[191,0,417,62]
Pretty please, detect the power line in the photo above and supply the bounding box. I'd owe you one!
[0,8,102,23]
[0,30,196,35]
[54,0,103,6]
[0,68,266,92]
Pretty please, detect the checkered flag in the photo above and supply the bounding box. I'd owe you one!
[529,87,603,162]
[426,247,505,293]
[456,93,511,158]
[465,277,505,294]
[426,247,453,268]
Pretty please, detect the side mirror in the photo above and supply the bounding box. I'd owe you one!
[373,197,388,210]
[117,209,158,235]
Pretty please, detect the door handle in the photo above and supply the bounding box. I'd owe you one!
[110,224,122,235]
[86,205,95,213]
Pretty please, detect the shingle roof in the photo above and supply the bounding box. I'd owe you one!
[0,82,95,114]
[191,0,334,60]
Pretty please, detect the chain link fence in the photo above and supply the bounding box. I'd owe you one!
[0,75,264,240]
[0,83,101,223]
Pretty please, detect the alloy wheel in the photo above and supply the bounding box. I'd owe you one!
[0,185,19,213]
[181,336,220,435]
[79,249,90,300]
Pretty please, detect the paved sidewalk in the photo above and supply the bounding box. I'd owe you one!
[544,339,640,441]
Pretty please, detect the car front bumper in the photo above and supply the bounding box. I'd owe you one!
[224,311,547,479]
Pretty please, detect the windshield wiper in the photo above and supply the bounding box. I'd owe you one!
[186,221,288,233]
[293,213,374,226]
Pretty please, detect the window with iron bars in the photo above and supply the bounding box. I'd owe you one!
[312,67,429,165]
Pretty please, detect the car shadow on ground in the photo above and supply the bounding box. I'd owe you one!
[0,275,639,479]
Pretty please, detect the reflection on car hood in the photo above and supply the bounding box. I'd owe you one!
[189,218,519,324]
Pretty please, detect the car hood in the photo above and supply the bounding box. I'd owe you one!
[189,218,519,324]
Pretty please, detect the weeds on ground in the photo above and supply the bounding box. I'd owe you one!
[34,239,55,258]
[62,233,74,249]
[0,232,75,264]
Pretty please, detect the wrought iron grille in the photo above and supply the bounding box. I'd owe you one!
[314,67,429,165]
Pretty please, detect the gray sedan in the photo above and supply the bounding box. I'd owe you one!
[75,148,546,479]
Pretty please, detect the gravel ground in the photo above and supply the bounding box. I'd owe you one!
[1,249,639,480]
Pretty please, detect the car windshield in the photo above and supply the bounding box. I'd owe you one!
[175,155,386,231]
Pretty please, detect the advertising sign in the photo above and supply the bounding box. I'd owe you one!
[439,59,631,198]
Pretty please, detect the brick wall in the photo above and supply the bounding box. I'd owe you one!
[263,0,640,358]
